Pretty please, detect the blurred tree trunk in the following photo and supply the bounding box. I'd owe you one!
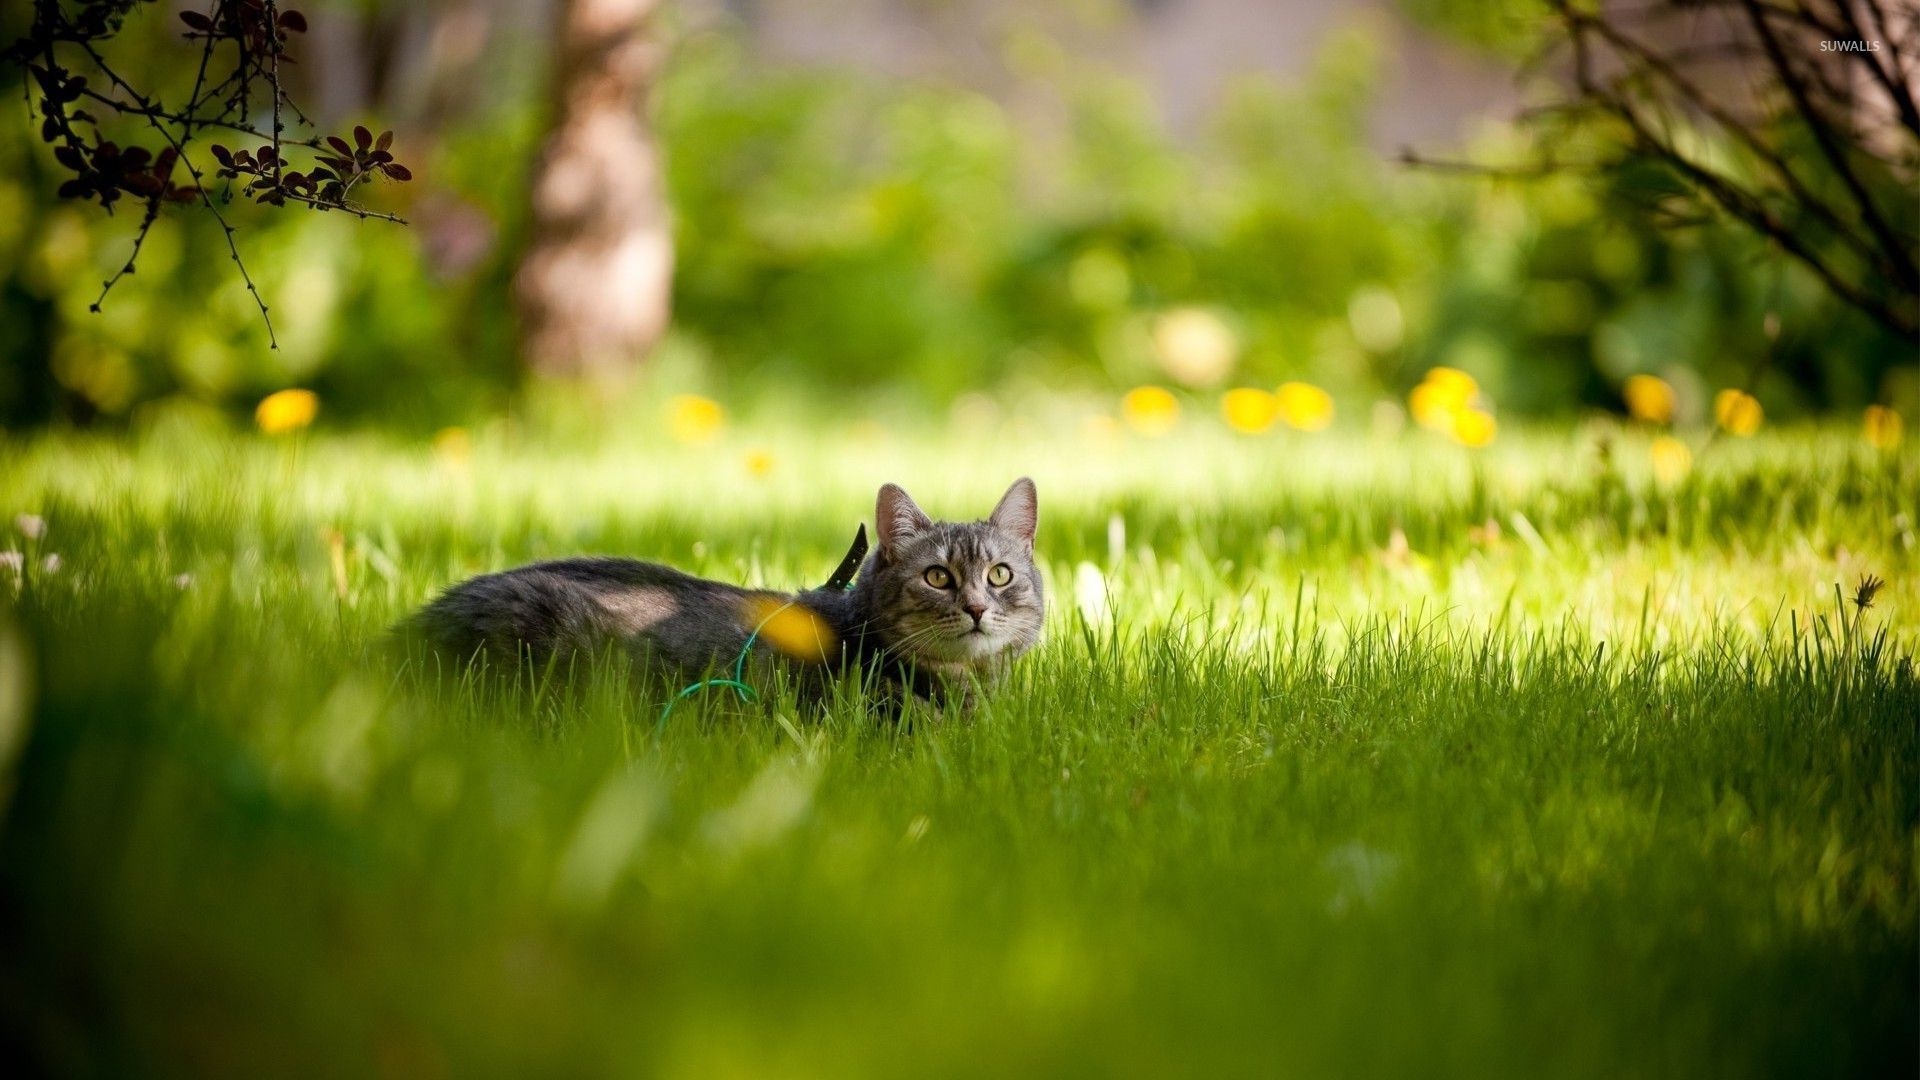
[515,0,673,379]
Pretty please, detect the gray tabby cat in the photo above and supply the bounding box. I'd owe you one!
[411,479,1044,708]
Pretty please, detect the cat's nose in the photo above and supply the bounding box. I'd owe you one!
[962,601,987,625]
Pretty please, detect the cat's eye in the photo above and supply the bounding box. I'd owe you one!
[923,566,953,589]
[987,563,1013,587]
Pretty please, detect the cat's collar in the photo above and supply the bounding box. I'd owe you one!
[821,523,868,592]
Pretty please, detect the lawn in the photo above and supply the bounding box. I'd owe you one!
[0,412,1914,1077]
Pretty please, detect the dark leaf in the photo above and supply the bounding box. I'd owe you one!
[121,147,152,168]
[57,179,87,199]
[180,11,214,31]
[210,144,233,166]
[353,125,372,151]
[381,163,413,182]
[375,130,393,153]
[125,174,163,196]
[279,10,308,32]
[54,146,85,170]
[326,135,352,156]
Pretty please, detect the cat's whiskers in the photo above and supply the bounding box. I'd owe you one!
[881,620,964,657]
[883,617,993,663]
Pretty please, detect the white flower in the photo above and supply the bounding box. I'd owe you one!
[14,514,45,540]
[172,574,194,590]
[39,554,60,575]
[0,551,21,575]
[1073,562,1109,623]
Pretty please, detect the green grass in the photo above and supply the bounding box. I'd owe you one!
[0,414,1914,1078]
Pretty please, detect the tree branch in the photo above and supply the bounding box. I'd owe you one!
[1561,12,1914,337]
[1568,7,1894,280]
[1835,0,1920,136]
[8,0,413,347]
[1737,0,1917,290]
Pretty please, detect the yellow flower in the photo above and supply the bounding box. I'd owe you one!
[666,394,726,445]
[743,596,837,664]
[1120,386,1180,436]
[1219,388,1278,434]
[1423,366,1478,400]
[1864,405,1904,450]
[432,426,471,467]
[1713,389,1763,436]
[1449,407,1497,448]
[255,388,318,435]
[1152,308,1238,388]
[1276,381,1335,431]
[1408,383,1452,431]
[1649,435,1692,486]
[743,448,776,477]
[1623,374,1675,424]
[1409,367,1479,431]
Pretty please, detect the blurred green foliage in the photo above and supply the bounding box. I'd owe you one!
[0,5,1909,430]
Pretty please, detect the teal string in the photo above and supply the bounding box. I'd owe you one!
[657,601,793,730]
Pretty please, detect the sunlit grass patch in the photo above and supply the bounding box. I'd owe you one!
[0,412,1914,1077]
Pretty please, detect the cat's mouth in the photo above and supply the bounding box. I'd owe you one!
[955,625,1003,657]
[888,620,1001,662]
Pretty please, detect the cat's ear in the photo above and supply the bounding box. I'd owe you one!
[876,483,933,556]
[989,477,1038,546]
